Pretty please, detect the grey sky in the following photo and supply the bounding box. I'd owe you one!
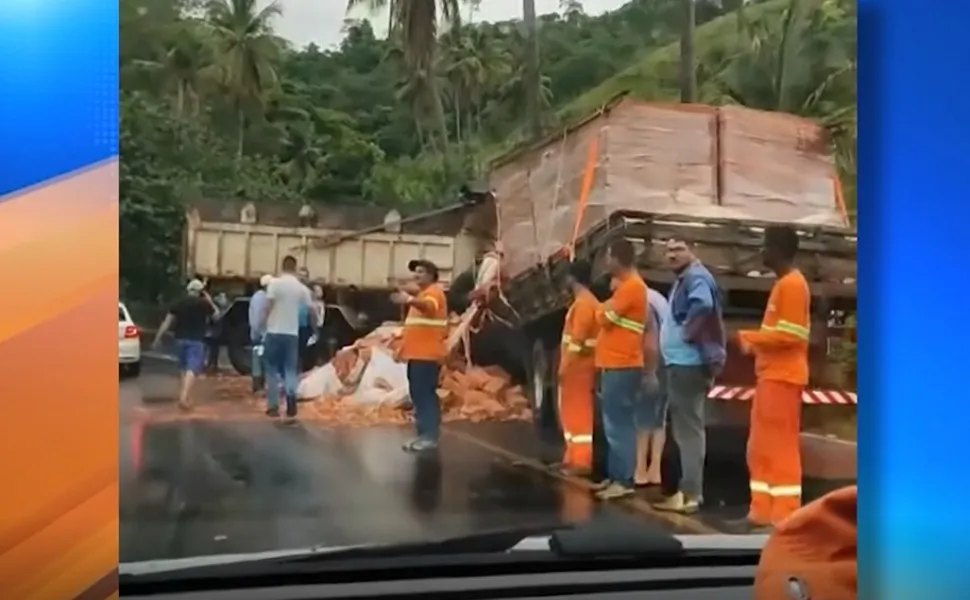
[267,0,631,50]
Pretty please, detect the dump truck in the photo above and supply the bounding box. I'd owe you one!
[462,97,857,437]
[182,196,492,374]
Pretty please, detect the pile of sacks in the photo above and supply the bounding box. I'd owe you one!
[289,321,532,427]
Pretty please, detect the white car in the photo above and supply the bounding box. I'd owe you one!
[119,301,142,377]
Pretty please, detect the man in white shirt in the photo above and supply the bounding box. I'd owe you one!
[262,255,312,421]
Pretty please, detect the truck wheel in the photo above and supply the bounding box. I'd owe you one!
[528,340,561,442]
[226,324,252,376]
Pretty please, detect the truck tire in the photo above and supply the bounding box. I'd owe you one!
[226,324,252,376]
[528,339,561,443]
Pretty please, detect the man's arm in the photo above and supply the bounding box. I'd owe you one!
[262,283,277,326]
[681,275,716,342]
[560,300,597,374]
[739,278,810,351]
[405,291,437,315]
[598,282,638,329]
[152,313,175,349]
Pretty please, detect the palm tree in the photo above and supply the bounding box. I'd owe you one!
[679,0,697,102]
[129,22,210,120]
[204,0,284,166]
[441,25,497,140]
[346,0,459,149]
[713,0,857,209]
[522,0,541,137]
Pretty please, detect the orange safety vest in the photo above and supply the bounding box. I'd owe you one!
[739,269,811,385]
[560,289,600,372]
[595,271,647,369]
[400,284,449,362]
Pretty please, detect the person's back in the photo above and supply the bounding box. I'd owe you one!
[170,295,211,342]
[266,274,311,336]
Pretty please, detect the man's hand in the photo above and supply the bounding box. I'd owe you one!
[737,331,754,355]
[390,291,412,306]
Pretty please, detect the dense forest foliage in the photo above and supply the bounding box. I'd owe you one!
[120,0,856,302]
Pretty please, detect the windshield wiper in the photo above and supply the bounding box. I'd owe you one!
[120,517,766,593]
[120,523,571,581]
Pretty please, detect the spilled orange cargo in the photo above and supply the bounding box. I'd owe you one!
[142,324,532,427]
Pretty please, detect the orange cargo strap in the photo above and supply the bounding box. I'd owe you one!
[567,131,601,260]
[833,174,849,226]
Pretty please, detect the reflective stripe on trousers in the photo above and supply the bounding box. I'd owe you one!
[747,379,803,525]
[558,368,595,470]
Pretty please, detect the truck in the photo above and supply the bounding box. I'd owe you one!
[183,195,493,374]
[469,96,857,438]
[184,96,857,439]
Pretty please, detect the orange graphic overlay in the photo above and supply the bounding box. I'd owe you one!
[0,160,119,599]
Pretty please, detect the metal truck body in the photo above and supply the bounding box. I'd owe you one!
[475,97,857,434]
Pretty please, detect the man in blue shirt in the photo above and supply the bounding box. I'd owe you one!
[653,239,726,515]
[248,274,272,392]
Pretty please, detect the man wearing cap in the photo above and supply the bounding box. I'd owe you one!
[248,274,273,392]
[151,279,219,411]
[392,259,449,452]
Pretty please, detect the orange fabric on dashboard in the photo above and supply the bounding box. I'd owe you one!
[754,485,857,600]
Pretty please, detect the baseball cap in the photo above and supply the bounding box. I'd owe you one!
[186,279,205,293]
[407,259,440,282]
[259,274,274,287]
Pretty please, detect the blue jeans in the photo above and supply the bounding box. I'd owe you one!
[176,339,206,374]
[264,333,299,415]
[407,360,441,441]
[597,367,641,487]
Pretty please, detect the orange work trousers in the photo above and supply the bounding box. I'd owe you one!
[558,365,596,470]
[747,378,803,525]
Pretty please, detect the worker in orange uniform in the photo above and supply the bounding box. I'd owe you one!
[737,225,811,530]
[392,259,449,453]
[594,239,648,500]
[754,485,857,600]
[557,260,600,477]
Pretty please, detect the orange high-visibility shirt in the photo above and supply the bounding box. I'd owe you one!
[595,271,647,369]
[754,485,857,600]
[560,288,600,375]
[400,283,448,362]
[739,270,811,385]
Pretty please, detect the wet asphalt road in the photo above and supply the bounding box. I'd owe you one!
[120,357,854,563]
[120,358,640,563]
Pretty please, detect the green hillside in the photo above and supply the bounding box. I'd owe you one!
[558,0,791,122]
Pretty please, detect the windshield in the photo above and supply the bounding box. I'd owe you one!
[118,0,857,573]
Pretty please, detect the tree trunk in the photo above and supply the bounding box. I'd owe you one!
[428,76,449,150]
[679,0,696,103]
[454,94,463,142]
[236,106,246,168]
[522,0,541,138]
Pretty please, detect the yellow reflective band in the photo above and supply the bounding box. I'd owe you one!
[761,319,810,340]
[605,309,644,333]
[567,343,583,352]
[562,334,573,344]
[750,481,802,497]
[583,339,596,348]
[422,295,439,311]
[769,485,803,497]
[405,317,448,327]
[570,434,593,444]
